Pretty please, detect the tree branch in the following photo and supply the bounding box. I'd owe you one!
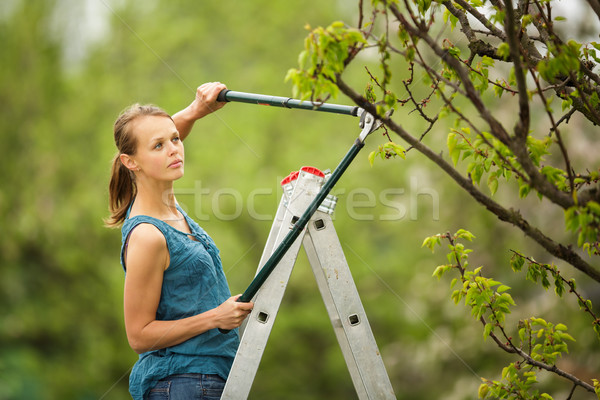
[530,0,600,125]
[441,0,505,60]
[335,76,600,283]
[390,2,575,210]
[528,67,576,196]
[504,0,530,141]
[441,1,476,41]
[453,0,506,39]
[514,346,596,393]
[444,234,597,394]
[585,0,600,21]
[412,46,528,181]
[487,330,598,393]
[510,250,600,325]
[391,3,511,146]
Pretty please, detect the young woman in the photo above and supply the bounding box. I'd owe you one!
[106,82,253,400]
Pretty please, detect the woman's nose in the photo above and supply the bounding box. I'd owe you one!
[167,140,179,155]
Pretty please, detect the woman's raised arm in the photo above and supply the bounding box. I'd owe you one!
[172,82,227,140]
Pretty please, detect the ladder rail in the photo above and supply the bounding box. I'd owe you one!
[304,215,396,399]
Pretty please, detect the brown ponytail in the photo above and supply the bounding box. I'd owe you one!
[105,103,172,227]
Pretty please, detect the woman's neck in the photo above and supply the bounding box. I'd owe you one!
[131,180,180,220]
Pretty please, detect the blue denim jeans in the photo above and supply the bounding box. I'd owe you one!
[146,374,225,400]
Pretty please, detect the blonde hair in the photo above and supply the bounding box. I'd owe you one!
[105,104,172,227]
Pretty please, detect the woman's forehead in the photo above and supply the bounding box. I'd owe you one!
[132,115,176,140]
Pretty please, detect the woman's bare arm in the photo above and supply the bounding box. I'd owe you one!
[123,223,252,354]
[172,82,227,140]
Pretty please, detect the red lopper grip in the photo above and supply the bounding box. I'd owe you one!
[300,166,325,178]
[280,171,299,186]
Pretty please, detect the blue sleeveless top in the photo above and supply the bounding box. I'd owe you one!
[120,205,239,400]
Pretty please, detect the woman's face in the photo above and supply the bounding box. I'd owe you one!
[128,115,185,183]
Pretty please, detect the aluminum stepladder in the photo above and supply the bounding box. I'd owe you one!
[221,166,396,399]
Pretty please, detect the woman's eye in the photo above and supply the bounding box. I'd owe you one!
[172,136,180,143]
[154,142,162,149]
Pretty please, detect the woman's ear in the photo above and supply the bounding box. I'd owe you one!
[119,153,138,172]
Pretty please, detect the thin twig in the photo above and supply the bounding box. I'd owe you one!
[528,66,576,196]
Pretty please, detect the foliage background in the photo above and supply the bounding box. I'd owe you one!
[0,0,598,399]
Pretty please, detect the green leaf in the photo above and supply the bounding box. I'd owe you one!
[510,254,525,272]
[368,151,376,167]
[478,382,490,399]
[518,181,531,198]
[560,332,575,342]
[494,82,505,98]
[471,163,484,185]
[433,265,448,279]
[481,55,494,67]
[561,96,572,111]
[422,235,441,252]
[417,0,432,14]
[384,142,406,159]
[365,83,376,103]
[519,326,528,342]
[456,229,475,241]
[564,207,579,232]
[483,322,494,339]
[541,165,566,185]
[449,13,458,31]
[587,201,600,216]
[500,292,515,306]
[447,132,460,166]
[593,379,600,398]
[497,43,510,60]
[451,289,462,304]
[555,323,568,331]
[527,136,551,166]
[497,285,511,293]
[487,174,499,195]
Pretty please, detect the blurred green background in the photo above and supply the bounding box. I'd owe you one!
[1,1,598,399]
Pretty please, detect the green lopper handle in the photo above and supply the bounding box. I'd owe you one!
[217,89,360,116]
